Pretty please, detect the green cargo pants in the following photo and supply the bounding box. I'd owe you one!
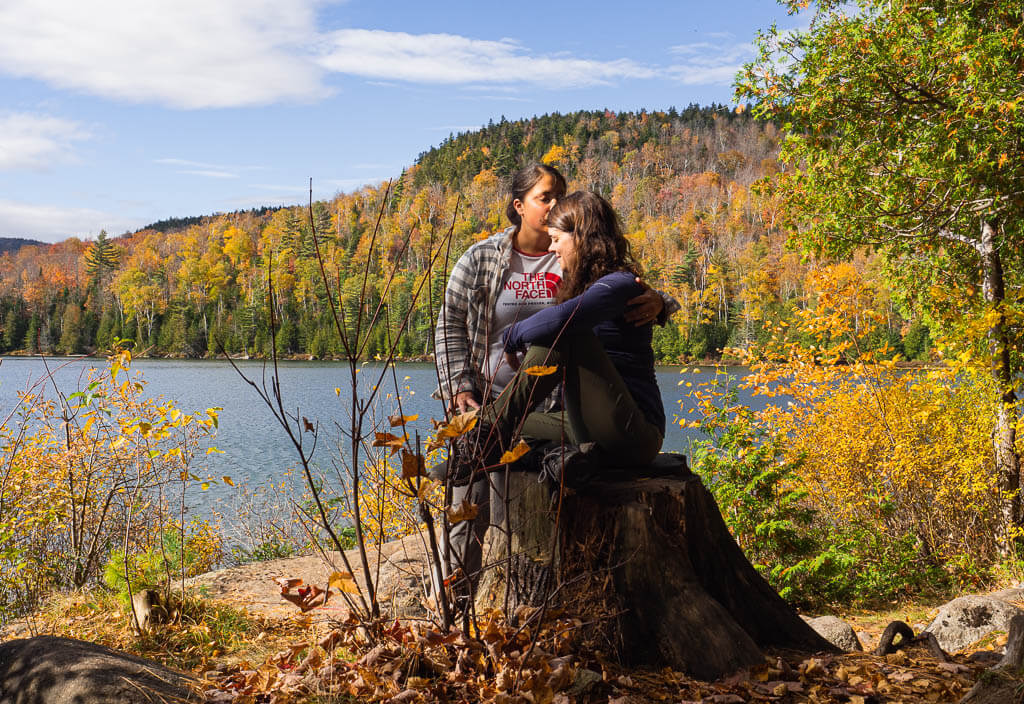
[485,331,663,465]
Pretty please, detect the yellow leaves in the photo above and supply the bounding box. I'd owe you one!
[523,365,558,377]
[328,571,360,594]
[541,144,569,166]
[389,413,419,427]
[222,475,234,487]
[372,432,407,456]
[775,363,1000,563]
[435,409,478,441]
[499,439,531,465]
[416,479,437,502]
[108,349,132,380]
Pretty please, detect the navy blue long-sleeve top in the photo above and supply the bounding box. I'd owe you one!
[501,270,665,435]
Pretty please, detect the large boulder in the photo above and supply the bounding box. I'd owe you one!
[925,595,1024,653]
[988,587,1024,604]
[0,635,200,704]
[803,615,863,652]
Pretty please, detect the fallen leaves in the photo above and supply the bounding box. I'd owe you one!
[201,590,985,704]
[277,580,327,612]
[203,608,597,704]
[275,575,361,611]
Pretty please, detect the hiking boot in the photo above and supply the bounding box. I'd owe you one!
[538,442,605,488]
[446,422,503,486]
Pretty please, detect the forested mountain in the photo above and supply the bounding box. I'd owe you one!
[0,106,927,361]
[0,238,45,255]
[136,206,285,236]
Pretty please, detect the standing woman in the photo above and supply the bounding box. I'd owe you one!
[466,191,664,473]
[435,163,567,415]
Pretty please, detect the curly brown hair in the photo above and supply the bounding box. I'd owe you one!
[547,191,640,302]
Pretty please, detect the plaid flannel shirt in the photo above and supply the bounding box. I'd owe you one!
[434,228,516,403]
[433,227,681,404]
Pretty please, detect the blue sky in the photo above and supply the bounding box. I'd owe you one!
[0,0,803,243]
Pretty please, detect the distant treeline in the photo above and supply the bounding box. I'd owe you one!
[0,238,44,256]
[0,106,930,362]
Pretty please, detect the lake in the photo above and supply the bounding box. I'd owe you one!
[0,356,765,515]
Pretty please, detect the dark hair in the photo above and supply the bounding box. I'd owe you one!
[547,191,640,301]
[505,164,567,230]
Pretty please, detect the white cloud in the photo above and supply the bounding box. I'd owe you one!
[317,30,656,86]
[0,0,327,108]
[155,158,264,178]
[0,112,89,170]
[0,199,141,242]
[0,5,765,107]
[179,170,239,179]
[667,40,756,85]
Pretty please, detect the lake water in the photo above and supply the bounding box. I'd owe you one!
[0,356,765,515]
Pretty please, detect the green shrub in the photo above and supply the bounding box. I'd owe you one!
[687,372,954,608]
[103,527,221,604]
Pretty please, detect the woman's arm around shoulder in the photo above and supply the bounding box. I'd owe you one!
[503,271,643,352]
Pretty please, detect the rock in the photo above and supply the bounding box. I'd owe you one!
[989,587,1024,604]
[567,668,602,697]
[925,595,1024,653]
[959,613,1024,704]
[803,616,862,652]
[0,635,200,703]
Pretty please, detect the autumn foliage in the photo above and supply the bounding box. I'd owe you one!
[0,107,928,364]
[689,263,1012,605]
[0,351,221,617]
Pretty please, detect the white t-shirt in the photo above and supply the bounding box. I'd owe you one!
[482,248,562,397]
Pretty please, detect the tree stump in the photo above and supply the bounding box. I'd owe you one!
[960,613,1024,704]
[475,453,836,681]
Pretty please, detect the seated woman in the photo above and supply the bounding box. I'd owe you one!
[459,191,664,479]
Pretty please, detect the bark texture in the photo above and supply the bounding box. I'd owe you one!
[475,453,835,680]
[959,613,1024,704]
[980,220,1021,538]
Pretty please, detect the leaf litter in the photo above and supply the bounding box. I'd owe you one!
[200,597,987,703]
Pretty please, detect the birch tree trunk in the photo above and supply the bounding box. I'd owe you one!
[980,219,1021,546]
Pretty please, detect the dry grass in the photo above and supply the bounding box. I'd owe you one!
[7,587,318,674]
